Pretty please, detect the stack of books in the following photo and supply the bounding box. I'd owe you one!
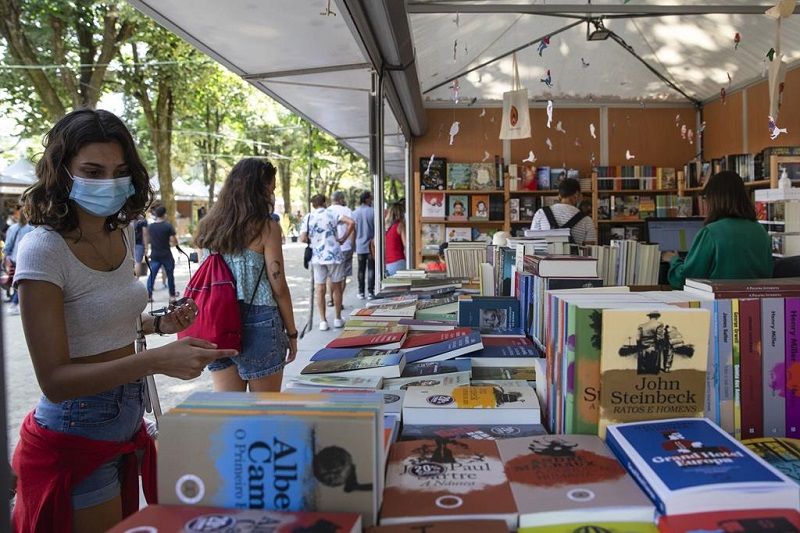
[157,391,385,526]
[579,240,660,286]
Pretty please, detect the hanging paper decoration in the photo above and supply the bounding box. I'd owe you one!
[769,116,788,140]
[482,151,491,162]
[626,150,636,160]
[546,100,553,128]
[681,125,687,140]
[720,87,727,104]
[574,138,581,147]
[523,151,537,163]
[449,121,460,145]
[499,53,532,140]
[727,72,732,88]
[698,121,707,134]
[556,121,566,134]
[538,36,551,57]
[675,114,680,127]
[453,39,458,62]
[540,70,553,88]
[590,152,597,166]
[424,154,436,176]
[688,130,694,145]
[437,123,444,140]
[581,58,590,68]
[766,0,796,19]
[734,33,741,50]
[590,123,597,139]
[467,97,478,106]
[767,48,777,61]
[546,138,553,151]
[479,108,486,117]
[450,79,460,104]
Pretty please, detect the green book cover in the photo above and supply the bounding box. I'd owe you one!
[573,307,603,435]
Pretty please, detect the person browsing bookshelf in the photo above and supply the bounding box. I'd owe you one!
[664,171,773,289]
[385,201,407,276]
[530,177,596,245]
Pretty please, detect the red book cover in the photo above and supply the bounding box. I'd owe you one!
[739,299,764,439]
[108,505,362,533]
[402,327,474,349]
[326,326,408,349]
[481,336,534,347]
[658,508,800,533]
[380,439,517,528]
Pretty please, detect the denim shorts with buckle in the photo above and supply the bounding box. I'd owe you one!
[207,302,288,380]
[33,380,145,510]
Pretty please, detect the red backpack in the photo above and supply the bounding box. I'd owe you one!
[178,254,242,350]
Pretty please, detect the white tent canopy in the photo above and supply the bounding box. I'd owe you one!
[150,176,216,202]
[0,158,36,186]
[411,1,800,105]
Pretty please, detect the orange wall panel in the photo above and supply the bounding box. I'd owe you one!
[746,68,800,154]
[509,108,600,175]
[607,107,696,168]
[412,108,504,166]
[702,92,744,159]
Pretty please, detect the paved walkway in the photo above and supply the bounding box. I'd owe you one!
[3,242,365,452]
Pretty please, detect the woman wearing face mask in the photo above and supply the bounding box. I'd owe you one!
[194,158,298,393]
[11,109,237,533]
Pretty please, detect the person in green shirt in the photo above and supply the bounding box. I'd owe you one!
[663,171,773,289]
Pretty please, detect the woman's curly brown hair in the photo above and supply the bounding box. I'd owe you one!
[21,108,152,234]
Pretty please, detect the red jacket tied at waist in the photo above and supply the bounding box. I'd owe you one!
[12,411,157,533]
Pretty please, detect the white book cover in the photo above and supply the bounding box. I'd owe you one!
[402,384,540,425]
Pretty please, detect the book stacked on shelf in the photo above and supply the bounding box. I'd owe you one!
[109,505,363,533]
[570,240,660,286]
[443,241,487,281]
[158,391,385,526]
[401,384,541,426]
[606,418,799,517]
[594,165,677,191]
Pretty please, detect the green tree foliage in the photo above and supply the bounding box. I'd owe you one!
[0,0,135,135]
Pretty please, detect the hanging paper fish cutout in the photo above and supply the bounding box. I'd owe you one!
[675,114,681,127]
[581,58,590,68]
[424,155,435,176]
[523,151,537,163]
[547,100,553,128]
[479,108,486,117]
[681,125,687,140]
[727,72,732,88]
[626,150,636,160]
[698,121,707,134]
[590,123,597,139]
[575,138,581,147]
[538,36,551,57]
[734,32,741,50]
[767,48,776,61]
[467,97,478,106]
[448,121,460,145]
[450,79,460,103]
[688,130,694,145]
[556,121,566,134]
[482,150,491,162]
[721,87,727,105]
[453,39,458,62]
[765,0,796,19]
[546,138,553,151]
[769,116,788,140]
[541,70,553,88]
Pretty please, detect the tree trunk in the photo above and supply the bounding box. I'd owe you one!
[154,84,176,226]
[278,159,291,216]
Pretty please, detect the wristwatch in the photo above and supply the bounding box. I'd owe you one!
[287,330,298,339]
[153,315,166,336]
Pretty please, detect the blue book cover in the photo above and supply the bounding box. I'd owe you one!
[470,344,542,358]
[401,358,471,377]
[310,347,402,362]
[458,297,522,334]
[606,418,795,515]
[403,331,483,363]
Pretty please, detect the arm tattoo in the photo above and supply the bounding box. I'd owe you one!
[270,260,282,280]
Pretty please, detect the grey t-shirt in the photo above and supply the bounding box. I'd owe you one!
[14,226,148,358]
[352,204,375,255]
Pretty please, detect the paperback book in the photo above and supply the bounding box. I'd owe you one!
[402,384,540,425]
[420,157,446,190]
[421,192,445,218]
[301,353,406,378]
[447,195,468,221]
[400,423,546,441]
[383,372,472,391]
[447,163,471,190]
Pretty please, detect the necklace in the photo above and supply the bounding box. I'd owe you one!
[83,231,117,271]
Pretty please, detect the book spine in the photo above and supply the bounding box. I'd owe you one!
[738,299,763,438]
[700,300,718,424]
[564,305,577,433]
[761,298,786,437]
[711,290,800,299]
[574,308,601,435]
[732,299,742,439]
[605,429,667,516]
[786,297,800,438]
[717,300,735,435]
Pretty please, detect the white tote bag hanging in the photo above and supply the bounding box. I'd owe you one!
[499,53,532,140]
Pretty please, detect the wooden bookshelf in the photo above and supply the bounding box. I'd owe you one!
[435,189,504,194]
[596,189,679,195]
[420,219,505,225]
[597,219,647,224]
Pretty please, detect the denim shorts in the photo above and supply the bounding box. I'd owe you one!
[207,303,288,380]
[33,380,145,510]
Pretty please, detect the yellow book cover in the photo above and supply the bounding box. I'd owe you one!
[598,308,710,438]
[520,522,657,533]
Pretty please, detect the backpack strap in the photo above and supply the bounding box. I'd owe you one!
[562,211,586,229]
[542,206,559,229]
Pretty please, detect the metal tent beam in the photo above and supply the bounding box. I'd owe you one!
[243,62,370,80]
[407,3,800,15]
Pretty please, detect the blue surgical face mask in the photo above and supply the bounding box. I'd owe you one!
[66,168,135,217]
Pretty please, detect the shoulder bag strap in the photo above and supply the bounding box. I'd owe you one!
[243,261,266,321]
[562,211,586,230]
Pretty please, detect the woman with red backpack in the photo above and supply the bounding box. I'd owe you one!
[194,158,298,393]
